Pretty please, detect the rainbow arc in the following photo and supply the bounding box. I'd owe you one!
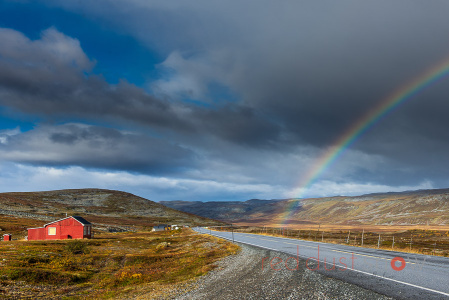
[282,60,449,225]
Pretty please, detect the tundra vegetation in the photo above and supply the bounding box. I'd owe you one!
[215,226,449,257]
[0,227,239,299]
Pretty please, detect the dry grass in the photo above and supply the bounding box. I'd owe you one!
[234,222,449,232]
[0,228,239,299]
[215,226,449,257]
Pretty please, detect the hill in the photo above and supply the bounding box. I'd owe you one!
[0,189,222,232]
[160,189,449,227]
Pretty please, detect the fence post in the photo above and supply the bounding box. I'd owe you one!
[377,234,381,249]
[231,225,234,243]
[322,231,324,242]
[361,229,364,246]
[410,234,412,251]
[392,236,395,249]
[347,230,350,244]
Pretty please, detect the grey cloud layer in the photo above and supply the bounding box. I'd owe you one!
[0,124,196,174]
[0,27,281,147]
[0,28,187,131]
[0,0,448,197]
[91,0,447,150]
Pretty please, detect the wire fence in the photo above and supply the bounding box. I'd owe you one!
[211,225,449,257]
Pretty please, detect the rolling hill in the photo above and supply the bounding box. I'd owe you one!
[160,189,449,227]
[0,188,223,231]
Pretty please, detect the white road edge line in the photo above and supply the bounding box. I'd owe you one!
[199,229,450,297]
[227,231,439,265]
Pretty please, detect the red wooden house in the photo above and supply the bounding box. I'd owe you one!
[27,216,93,241]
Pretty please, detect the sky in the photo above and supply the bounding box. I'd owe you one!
[0,0,448,201]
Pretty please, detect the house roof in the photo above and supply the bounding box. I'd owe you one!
[71,216,92,225]
[154,224,168,228]
[42,216,92,227]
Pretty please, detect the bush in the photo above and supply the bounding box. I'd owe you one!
[155,242,169,251]
[65,240,89,255]
[7,268,88,284]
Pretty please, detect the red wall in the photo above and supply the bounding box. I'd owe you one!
[45,217,84,240]
[28,228,46,241]
[28,217,92,241]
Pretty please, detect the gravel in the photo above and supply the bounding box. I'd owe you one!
[166,243,393,300]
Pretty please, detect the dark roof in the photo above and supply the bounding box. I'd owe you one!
[71,216,92,225]
[154,224,168,228]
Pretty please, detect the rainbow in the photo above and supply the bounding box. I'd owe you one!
[282,60,449,225]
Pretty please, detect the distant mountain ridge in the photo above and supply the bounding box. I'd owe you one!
[160,188,449,226]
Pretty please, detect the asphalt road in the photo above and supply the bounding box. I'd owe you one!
[195,227,449,300]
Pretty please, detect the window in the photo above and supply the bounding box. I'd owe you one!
[48,227,56,235]
[87,226,91,235]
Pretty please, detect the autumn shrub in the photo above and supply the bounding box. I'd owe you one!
[155,242,169,251]
[65,240,89,255]
[6,268,88,284]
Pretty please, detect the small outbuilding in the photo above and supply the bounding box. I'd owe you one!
[28,216,93,241]
[3,234,11,241]
[152,224,169,231]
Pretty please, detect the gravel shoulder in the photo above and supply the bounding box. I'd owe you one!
[165,243,393,300]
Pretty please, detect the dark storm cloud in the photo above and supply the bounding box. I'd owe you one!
[0,28,189,131]
[0,27,282,148]
[192,105,281,147]
[50,132,79,145]
[76,0,446,151]
[0,124,197,174]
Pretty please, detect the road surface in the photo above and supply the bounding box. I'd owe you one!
[194,227,449,300]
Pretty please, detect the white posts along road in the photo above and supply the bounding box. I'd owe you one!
[195,227,449,300]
